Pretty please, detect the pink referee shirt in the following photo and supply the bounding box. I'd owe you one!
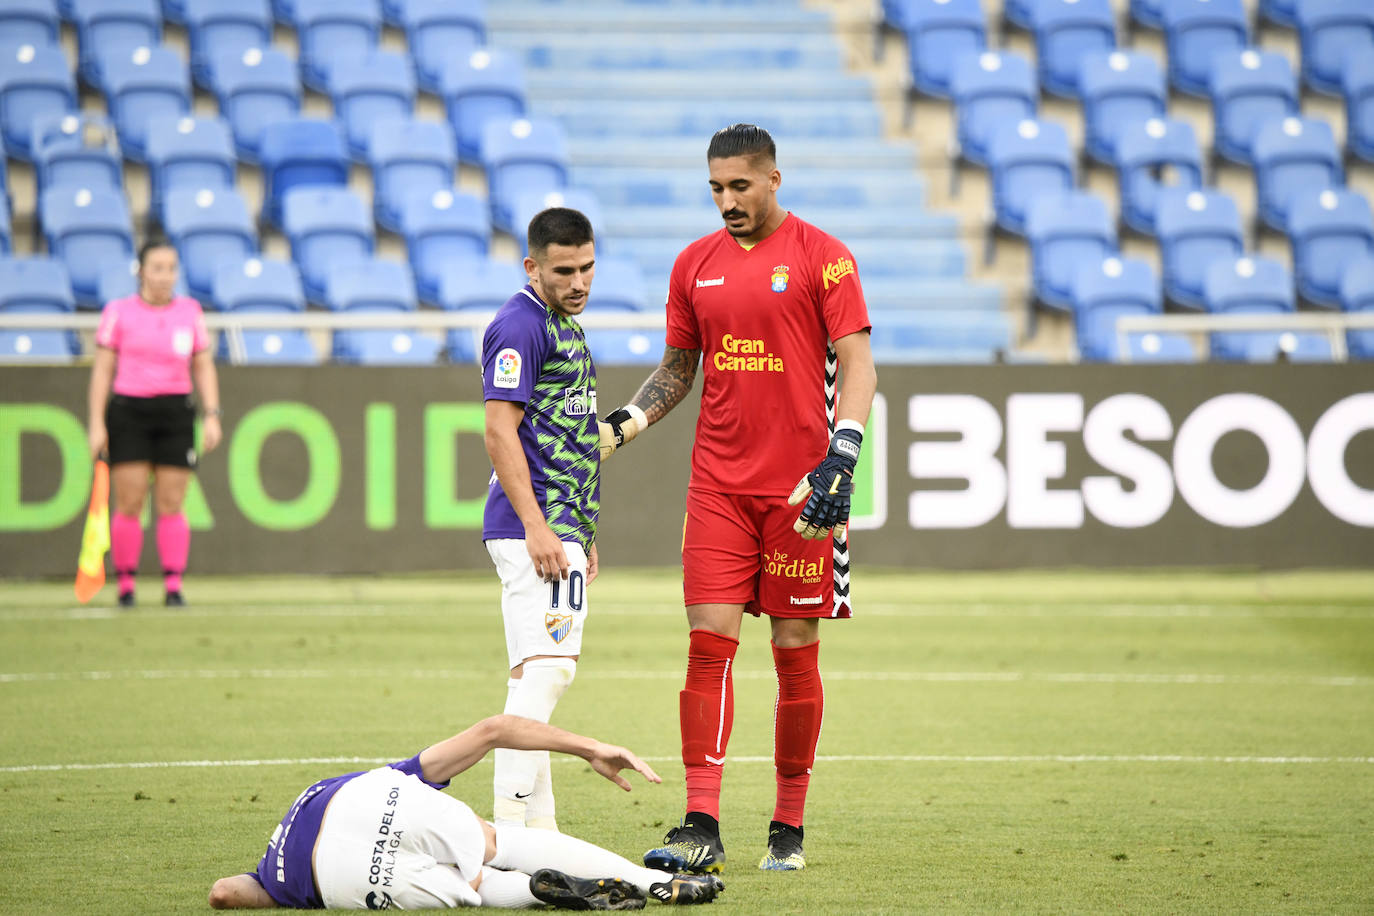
[95,294,211,397]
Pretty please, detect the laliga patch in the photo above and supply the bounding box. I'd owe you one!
[546,612,573,643]
[493,347,522,388]
[770,264,790,293]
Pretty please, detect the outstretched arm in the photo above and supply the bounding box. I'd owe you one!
[417,715,662,790]
[598,345,700,460]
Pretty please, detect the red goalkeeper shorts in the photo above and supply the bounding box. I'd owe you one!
[682,487,845,619]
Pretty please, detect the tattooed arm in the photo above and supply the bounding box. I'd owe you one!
[598,345,699,459]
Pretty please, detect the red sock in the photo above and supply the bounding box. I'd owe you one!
[772,640,823,827]
[111,513,143,595]
[157,513,189,593]
[680,629,738,821]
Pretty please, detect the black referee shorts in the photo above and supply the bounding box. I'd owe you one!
[105,394,198,469]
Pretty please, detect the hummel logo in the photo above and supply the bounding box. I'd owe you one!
[789,596,823,606]
[695,276,725,288]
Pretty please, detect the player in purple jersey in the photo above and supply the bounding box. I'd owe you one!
[207,715,723,909]
[482,208,602,834]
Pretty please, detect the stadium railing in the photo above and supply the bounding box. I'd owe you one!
[1113,311,1374,362]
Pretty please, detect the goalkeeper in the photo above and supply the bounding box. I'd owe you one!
[598,125,876,874]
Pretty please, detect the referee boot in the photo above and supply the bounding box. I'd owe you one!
[529,869,645,910]
[643,813,725,875]
[757,821,805,871]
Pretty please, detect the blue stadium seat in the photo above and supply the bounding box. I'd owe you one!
[509,187,605,256]
[950,51,1037,168]
[1344,55,1374,163]
[588,256,648,311]
[0,198,10,254]
[32,112,121,197]
[402,0,485,93]
[1161,0,1248,97]
[293,0,381,93]
[1026,189,1117,311]
[329,49,415,161]
[209,47,300,162]
[0,255,74,311]
[1259,0,1296,29]
[400,188,489,303]
[436,255,524,310]
[987,118,1075,239]
[480,117,569,233]
[442,48,526,162]
[1338,256,1374,358]
[102,45,192,162]
[0,41,77,160]
[1296,0,1374,96]
[1287,188,1374,308]
[163,187,257,301]
[0,0,60,48]
[1209,49,1298,166]
[866,310,1013,363]
[0,328,79,361]
[212,256,305,311]
[40,186,135,308]
[369,118,456,233]
[72,0,160,88]
[1155,188,1243,309]
[145,115,235,224]
[1252,116,1342,232]
[1129,0,1164,32]
[900,0,986,99]
[259,117,349,228]
[1202,255,1330,361]
[183,0,272,89]
[1030,0,1116,97]
[220,327,319,363]
[1072,256,1194,361]
[325,256,415,313]
[1115,117,1204,235]
[334,327,442,364]
[584,329,665,366]
[1079,50,1166,166]
[282,186,374,304]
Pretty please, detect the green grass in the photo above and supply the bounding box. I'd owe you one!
[1,569,1372,914]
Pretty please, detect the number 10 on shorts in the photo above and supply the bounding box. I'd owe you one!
[548,571,584,612]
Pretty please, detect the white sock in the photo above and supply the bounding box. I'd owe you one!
[490,824,673,896]
[494,658,575,826]
[525,755,557,830]
[476,866,538,908]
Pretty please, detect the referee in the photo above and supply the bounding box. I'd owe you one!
[86,239,222,607]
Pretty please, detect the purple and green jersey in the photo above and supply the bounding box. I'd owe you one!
[481,285,600,550]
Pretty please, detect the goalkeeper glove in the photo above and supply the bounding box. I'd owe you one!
[788,427,863,540]
[598,405,647,461]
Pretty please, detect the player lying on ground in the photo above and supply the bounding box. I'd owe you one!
[208,715,723,909]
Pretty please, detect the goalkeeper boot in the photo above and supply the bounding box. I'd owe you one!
[757,821,805,871]
[529,869,645,911]
[643,813,725,874]
[648,873,724,905]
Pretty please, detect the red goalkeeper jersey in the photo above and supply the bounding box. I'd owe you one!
[665,213,872,496]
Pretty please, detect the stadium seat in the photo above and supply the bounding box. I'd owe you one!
[162,0,186,24]
[368,118,456,233]
[325,258,439,369]
[1029,0,1116,98]
[0,42,77,160]
[442,48,527,162]
[402,0,486,93]
[584,329,665,366]
[293,0,381,93]
[145,115,236,224]
[1115,117,1204,235]
[1338,256,1374,358]
[1129,0,1164,33]
[1155,188,1243,309]
[282,186,375,303]
[587,256,648,311]
[1252,116,1342,232]
[0,255,75,312]
[219,327,319,364]
[900,0,987,99]
[1209,49,1299,166]
[400,188,489,303]
[0,328,79,361]
[163,187,258,301]
[1026,189,1117,311]
[1295,0,1374,96]
[183,0,272,89]
[1287,188,1374,308]
[329,49,416,161]
[211,256,305,311]
[1161,0,1248,97]
[986,118,1075,241]
[1202,255,1330,361]
[950,51,1037,168]
[40,186,135,308]
[1079,50,1166,167]
[1344,55,1374,163]
[102,45,192,162]
[209,47,301,162]
[0,0,60,49]
[259,118,349,228]
[0,197,10,254]
[334,328,442,364]
[72,0,161,88]
[1259,0,1296,30]
[1072,256,1195,361]
[866,310,1013,363]
[32,113,122,197]
[480,117,569,233]
[509,187,605,255]
[436,255,524,310]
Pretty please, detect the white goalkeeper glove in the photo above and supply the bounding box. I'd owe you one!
[598,405,647,461]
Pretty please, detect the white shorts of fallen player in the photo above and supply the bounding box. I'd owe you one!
[314,767,486,909]
[485,538,589,671]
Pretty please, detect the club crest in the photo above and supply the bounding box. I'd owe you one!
[546,613,573,643]
[770,264,790,293]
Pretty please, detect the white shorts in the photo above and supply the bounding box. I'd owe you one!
[486,538,590,670]
[314,767,486,910]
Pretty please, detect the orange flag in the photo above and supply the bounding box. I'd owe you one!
[74,458,110,604]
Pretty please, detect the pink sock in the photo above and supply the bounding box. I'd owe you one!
[157,513,189,593]
[111,513,143,594]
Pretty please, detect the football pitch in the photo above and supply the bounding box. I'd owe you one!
[1,569,1371,914]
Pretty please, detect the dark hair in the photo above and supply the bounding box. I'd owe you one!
[137,236,177,267]
[527,207,594,256]
[707,123,776,166]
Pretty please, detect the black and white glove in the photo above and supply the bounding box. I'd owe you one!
[597,405,647,461]
[788,428,862,540]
